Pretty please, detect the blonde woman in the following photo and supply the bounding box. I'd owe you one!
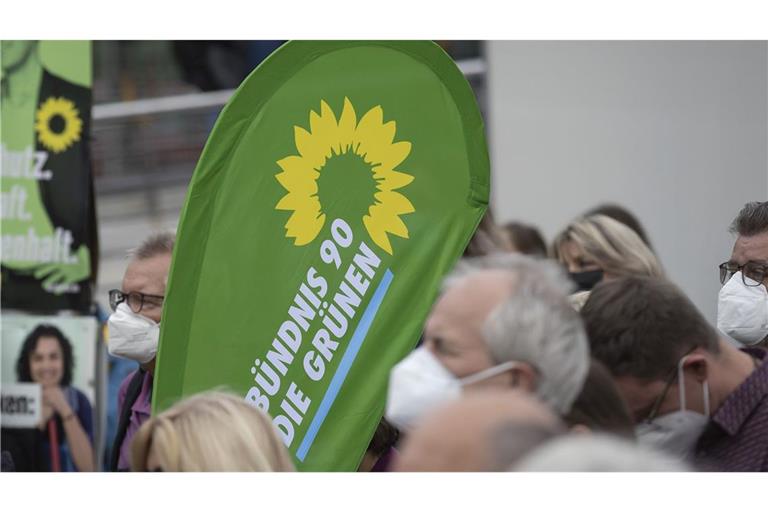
[130,391,294,472]
[552,214,663,308]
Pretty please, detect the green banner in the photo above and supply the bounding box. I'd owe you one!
[154,41,489,470]
[1,41,97,313]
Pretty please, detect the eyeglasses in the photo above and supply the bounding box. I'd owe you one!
[642,346,696,423]
[109,289,164,314]
[718,261,768,286]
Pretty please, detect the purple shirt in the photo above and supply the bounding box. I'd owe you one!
[116,370,153,471]
[695,348,768,471]
[371,447,398,472]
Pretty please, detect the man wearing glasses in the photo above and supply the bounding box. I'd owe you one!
[717,201,768,347]
[106,232,174,471]
[582,276,767,471]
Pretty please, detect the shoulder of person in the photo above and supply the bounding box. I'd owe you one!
[117,368,142,407]
[70,387,92,411]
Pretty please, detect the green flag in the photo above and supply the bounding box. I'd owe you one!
[154,41,489,471]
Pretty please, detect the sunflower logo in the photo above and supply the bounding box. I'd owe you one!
[35,97,83,154]
[275,98,415,255]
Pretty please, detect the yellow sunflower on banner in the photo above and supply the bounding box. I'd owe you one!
[35,96,83,153]
[275,97,415,255]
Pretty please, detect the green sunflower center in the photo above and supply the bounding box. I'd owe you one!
[316,151,378,223]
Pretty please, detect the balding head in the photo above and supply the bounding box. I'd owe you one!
[395,390,563,472]
[423,270,516,379]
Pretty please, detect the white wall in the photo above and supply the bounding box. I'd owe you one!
[486,41,768,323]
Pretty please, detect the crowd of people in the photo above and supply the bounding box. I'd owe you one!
[2,200,767,472]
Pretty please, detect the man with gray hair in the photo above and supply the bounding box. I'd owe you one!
[385,253,589,430]
[107,231,175,470]
[717,201,768,347]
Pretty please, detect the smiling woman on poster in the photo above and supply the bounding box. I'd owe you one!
[0,324,94,471]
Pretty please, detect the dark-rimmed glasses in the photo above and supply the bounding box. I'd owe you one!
[718,261,767,286]
[642,346,696,423]
[109,289,164,314]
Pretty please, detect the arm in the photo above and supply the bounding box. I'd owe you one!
[44,387,95,472]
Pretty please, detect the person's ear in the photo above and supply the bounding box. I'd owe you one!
[510,363,537,392]
[681,352,708,383]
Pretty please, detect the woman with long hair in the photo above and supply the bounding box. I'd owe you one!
[552,214,663,308]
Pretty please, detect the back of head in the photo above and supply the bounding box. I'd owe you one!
[585,203,653,250]
[513,434,690,472]
[564,359,635,438]
[553,214,663,278]
[463,210,512,257]
[502,221,547,258]
[396,390,564,471]
[464,253,590,415]
[581,276,720,380]
[131,391,294,472]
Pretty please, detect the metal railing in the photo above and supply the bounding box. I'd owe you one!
[92,58,486,121]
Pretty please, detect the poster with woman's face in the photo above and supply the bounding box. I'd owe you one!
[1,314,98,404]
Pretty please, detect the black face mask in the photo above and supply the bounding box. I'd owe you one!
[569,269,604,292]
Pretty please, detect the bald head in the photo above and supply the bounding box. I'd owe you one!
[395,390,563,472]
[423,270,516,379]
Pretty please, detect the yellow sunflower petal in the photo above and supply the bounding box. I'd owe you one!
[374,190,415,214]
[275,191,312,211]
[275,155,319,196]
[354,106,397,164]
[337,97,357,154]
[310,101,340,159]
[285,201,326,245]
[363,213,393,255]
[369,203,409,238]
[374,169,414,191]
[379,141,411,170]
[294,126,326,170]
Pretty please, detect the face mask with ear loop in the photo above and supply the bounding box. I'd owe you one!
[385,347,524,431]
[717,271,768,345]
[107,303,160,364]
[635,354,711,460]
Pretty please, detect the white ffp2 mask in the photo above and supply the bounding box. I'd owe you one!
[385,347,520,431]
[717,271,768,345]
[635,355,710,460]
[107,303,160,364]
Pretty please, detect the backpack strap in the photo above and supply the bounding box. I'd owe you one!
[109,369,146,471]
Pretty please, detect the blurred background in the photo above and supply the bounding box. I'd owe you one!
[92,40,486,313]
[93,40,767,326]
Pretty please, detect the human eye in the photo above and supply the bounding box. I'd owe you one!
[744,262,767,283]
[143,296,163,309]
[432,337,459,356]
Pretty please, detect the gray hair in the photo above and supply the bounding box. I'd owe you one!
[130,231,176,260]
[512,434,690,472]
[449,253,590,415]
[730,201,768,237]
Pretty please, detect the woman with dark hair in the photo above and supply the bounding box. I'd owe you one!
[1,324,94,471]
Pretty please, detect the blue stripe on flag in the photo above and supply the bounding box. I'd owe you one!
[295,268,394,462]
